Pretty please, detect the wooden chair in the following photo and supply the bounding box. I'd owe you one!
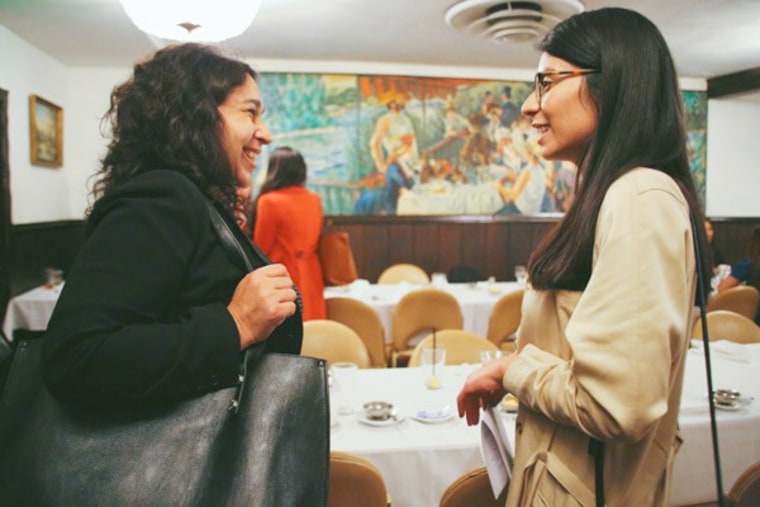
[726,460,760,507]
[439,466,507,507]
[692,310,760,344]
[707,285,760,321]
[486,289,524,352]
[390,288,463,367]
[377,263,430,285]
[329,451,391,507]
[302,320,371,368]
[408,330,498,367]
[326,297,388,367]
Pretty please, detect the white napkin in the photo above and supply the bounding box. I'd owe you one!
[480,406,514,498]
[689,339,751,364]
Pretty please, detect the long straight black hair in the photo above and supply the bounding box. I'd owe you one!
[250,146,307,228]
[528,8,712,290]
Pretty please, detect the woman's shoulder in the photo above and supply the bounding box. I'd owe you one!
[90,170,207,225]
[606,167,686,204]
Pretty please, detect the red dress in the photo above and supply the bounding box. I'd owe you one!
[253,186,326,320]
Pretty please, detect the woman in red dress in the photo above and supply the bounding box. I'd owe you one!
[253,147,326,320]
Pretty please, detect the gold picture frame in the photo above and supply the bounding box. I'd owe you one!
[29,94,63,167]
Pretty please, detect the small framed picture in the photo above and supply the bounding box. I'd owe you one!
[29,94,63,167]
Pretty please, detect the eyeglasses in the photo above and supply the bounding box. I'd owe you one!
[534,69,599,103]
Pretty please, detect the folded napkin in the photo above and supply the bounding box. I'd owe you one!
[689,339,751,364]
[480,406,514,499]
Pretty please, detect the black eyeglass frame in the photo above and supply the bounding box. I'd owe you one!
[534,69,599,102]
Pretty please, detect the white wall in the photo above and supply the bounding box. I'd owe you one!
[0,25,74,224]
[2,25,756,224]
[705,93,760,217]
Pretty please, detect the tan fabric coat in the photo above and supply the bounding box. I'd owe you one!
[504,168,697,507]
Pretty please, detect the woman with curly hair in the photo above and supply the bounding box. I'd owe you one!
[42,43,302,403]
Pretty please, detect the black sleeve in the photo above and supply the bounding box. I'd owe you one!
[42,171,242,403]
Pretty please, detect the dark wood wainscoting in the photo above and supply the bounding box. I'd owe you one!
[9,220,86,296]
[6,216,759,297]
[326,215,760,283]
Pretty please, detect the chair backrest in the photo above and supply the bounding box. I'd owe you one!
[302,320,371,368]
[726,460,760,507]
[408,330,497,367]
[391,288,463,354]
[328,451,390,507]
[692,310,760,344]
[707,285,760,321]
[486,289,524,350]
[377,263,430,285]
[439,466,507,507]
[447,265,484,283]
[326,297,387,368]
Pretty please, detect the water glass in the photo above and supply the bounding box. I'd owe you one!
[431,272,448,287]
[480,350,504,365]
[514,265,528,287]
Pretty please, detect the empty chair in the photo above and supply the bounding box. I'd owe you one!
[326,297,388,367]
[486,289,524,352]
[377,263,430,285]
[439,466,508,507]
[408,330,498,367]
[692,310,760,344]
[328,451,391,507]
[707,285,760,321]
[302,320,371,368]
[391,288,463,367]
[726,460,760,507]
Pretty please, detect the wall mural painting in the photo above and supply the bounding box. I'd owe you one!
[257,72,707,216]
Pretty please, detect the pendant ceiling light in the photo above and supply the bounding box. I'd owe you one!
[445,0,584,44]
[120,0,263,43]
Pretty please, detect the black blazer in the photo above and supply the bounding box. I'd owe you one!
[42,170,302,403]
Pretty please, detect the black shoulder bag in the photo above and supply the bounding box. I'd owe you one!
[0,202,330,507]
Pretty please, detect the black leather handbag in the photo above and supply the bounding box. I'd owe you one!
[0,201,330,507]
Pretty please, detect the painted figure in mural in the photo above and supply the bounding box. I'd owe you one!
[252,146,326,320]
[367,90,420,213]
[494,138,548,215]
[459,112,493,183]
[500,85,520,129]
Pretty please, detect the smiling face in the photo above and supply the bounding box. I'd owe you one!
[217,74,272,194]
[521,53,598,166]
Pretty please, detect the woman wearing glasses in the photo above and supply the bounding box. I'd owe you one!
[458,8,710,506]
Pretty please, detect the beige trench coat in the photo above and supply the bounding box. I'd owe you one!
[504,168,697,507]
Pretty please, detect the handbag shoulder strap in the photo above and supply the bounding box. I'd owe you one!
[690,213,725,507]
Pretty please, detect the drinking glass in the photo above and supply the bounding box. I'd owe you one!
[480,350,504,365]
[330,362,358,414]
[514,265,528,287]
[420,347,446,389]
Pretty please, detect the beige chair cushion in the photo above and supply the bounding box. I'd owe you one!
[377,263,430,285]
[726,460,760,507]
[326,297,387,367]
[707,285,760,321]
[439,466,507,507]
[486,289,524,351]
[302,320,371,368]
[692,310,760,344]
[329,451,391,507]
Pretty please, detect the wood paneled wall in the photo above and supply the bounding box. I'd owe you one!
[327,215,760,284]
[7,216,759,297]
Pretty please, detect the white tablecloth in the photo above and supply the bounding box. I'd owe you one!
[324,281,521,343]
[2,284,62,340]
[330,342,760,507]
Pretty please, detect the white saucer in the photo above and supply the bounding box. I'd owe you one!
[411,409,454,424]
[715,401,742,411]
[357,411,405,427]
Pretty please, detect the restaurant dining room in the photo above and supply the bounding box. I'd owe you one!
[2,1,760,506]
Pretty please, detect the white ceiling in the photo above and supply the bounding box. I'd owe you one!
[1,0,759,79]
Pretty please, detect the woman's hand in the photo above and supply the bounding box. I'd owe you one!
[456,354,516,425]
[227,264,297,350]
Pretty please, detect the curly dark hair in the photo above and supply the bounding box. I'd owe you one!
[91,43,258,215]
